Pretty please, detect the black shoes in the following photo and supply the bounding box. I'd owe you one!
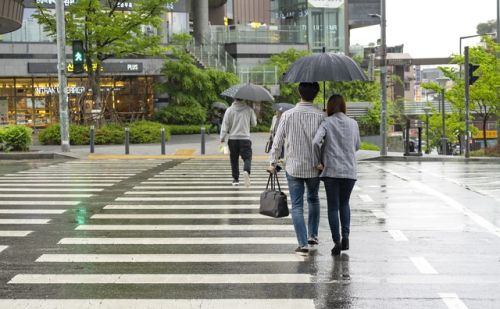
[232,179,240,186]
[295,246,309,256]
[341,238,349,251]
[331,242,342,256]
[307,236,319,246]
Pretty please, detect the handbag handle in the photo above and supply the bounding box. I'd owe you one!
[273,171,282,192]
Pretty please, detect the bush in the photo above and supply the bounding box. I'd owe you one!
[168,124,204,135]
[94,125,124,145]
[154,104,206,125]
[251,124,271,133]
[0,125,32,151]
[39,124,90,145]
[128,121,170,144]
[471,145,500,157]
[360,142,380,151]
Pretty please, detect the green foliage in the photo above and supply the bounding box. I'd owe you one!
[360,142,380,151]
[358,101,381,136]
[0,125,32,152]
[470,144,500,157]
[128,121,169,144]
[251,124,271,133]
[39,122,170,145]
[167,125,205,135]
[154,104,207,125]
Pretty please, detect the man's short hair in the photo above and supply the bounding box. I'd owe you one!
[298,82,320,101]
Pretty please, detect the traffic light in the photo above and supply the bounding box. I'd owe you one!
[468,64,480,85]
[72,40,85,74]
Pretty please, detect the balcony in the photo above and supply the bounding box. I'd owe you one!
[209,25,307,45]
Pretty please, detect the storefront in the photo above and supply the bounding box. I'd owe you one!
[0,75,155,128]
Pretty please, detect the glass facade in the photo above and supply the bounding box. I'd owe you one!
[271,0,345,52]
[0,9,53,42]
[0,77,154,127]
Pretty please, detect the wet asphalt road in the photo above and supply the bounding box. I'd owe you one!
[0,158,498,309]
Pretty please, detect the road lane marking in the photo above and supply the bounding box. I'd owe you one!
[410,257,438,274]
[0,188,102,192]
[142,181,284,185]
[0,183,114,187]
[8,274,311,284]
[116,197,261,201]
[0,177,128,179]
[371,210,388,219]
[0,299,316,309]
[125,191,275,195]
[104,204,259,210]
[0,231,32,237]
[359,194,374,202]
[0,180,118,183]
[0,201,80,206]
[439,293,469,309]
[0,219,51,225]
[58,237,298,245]
[14,173,135,176]
[388,230,409,241]
[36,254,305,263]
[0,245,7,253]
[76,224,293,231]
[373,165,500,238]
[91,214,273,219]
[0,209,66,214]
[134,186,288,190]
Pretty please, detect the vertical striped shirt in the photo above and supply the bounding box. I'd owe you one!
[270,102,325,178]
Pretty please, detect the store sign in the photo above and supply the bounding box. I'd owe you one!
[28,62,143,74]
[308,0,344,9]
[26,0,134,9]
[35,86,86,95]
[473,130,498,139]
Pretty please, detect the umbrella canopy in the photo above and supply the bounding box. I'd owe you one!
[273,103,295,112]
[212,102,228,110]
[221,83,274,102]
[282,52,368,83]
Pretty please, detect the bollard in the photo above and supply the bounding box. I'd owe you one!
[201,127,206,155]
[89,125,95,153]
[160,128,166,155]
[125,127,130,155]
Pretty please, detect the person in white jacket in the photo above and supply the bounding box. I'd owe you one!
[220,99,257,187]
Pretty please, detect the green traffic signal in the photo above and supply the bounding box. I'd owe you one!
[72,40,85,74]
[468,64,479,85]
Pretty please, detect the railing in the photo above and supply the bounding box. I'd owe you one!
[187,37,237,74]
[237,65,279,85]
[209,25,307,45]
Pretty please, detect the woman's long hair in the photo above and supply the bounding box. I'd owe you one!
[327,94,346,116]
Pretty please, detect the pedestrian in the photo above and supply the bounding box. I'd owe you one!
[268,82,325,256]
[265,110,284,158]
[208,109,223,135]
[220,99,257,187]
[312,94,360,256]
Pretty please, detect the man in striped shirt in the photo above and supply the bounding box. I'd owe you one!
[268,82,325,256]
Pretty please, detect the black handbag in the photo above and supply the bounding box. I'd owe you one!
[259,172,289,218]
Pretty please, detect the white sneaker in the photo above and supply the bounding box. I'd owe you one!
[232,180,240,186]
[243,171,251,188]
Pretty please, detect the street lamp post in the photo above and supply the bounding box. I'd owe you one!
[436,77,449,155]
[369,0,387,156]
[423,106,431,154]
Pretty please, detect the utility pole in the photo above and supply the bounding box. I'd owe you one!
[55,0,70,152]
[380,0,388,156]
[464,47,471,159]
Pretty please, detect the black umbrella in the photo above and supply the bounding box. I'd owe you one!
[221,83,274,102]
[282,49,368,109]
[272,103,295,112]
[212,102,228,110]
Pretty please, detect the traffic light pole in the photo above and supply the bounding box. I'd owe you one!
[380,0,388,156]
[464,46,471,159]
[55,0,70,152]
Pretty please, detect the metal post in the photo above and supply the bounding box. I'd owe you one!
[125,127,130,155]
[417,127,422,156]
[380,0,388,156]
[425,113,430,154]
[201,127,206,155]
[89,125,95,153]
[441,88,447,155]
[55,0,70,152]
[160,128,166,155]
[464,46,471,158]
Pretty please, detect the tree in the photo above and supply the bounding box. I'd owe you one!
[156,34,239,125]
[477,20,497,35]
[34,0,174,123]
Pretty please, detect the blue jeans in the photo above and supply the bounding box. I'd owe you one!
[286,173,320,247]
[322,178,356,243]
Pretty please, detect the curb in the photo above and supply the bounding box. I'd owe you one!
[363,156,500,162]
[87,154,271,160]
[0,152,77,160]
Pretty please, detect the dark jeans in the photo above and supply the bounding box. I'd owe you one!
[322,177,356,243]
[228,139,252,181]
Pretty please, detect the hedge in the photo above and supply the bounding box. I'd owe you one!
[0,125,32,152]
[360,142,380,151]
[39,121,171,145]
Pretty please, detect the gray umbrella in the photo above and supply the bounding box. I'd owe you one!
[212,102,228,110]
[282,51,368,109]
[221,83,274,102]
[273,103,295,112]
